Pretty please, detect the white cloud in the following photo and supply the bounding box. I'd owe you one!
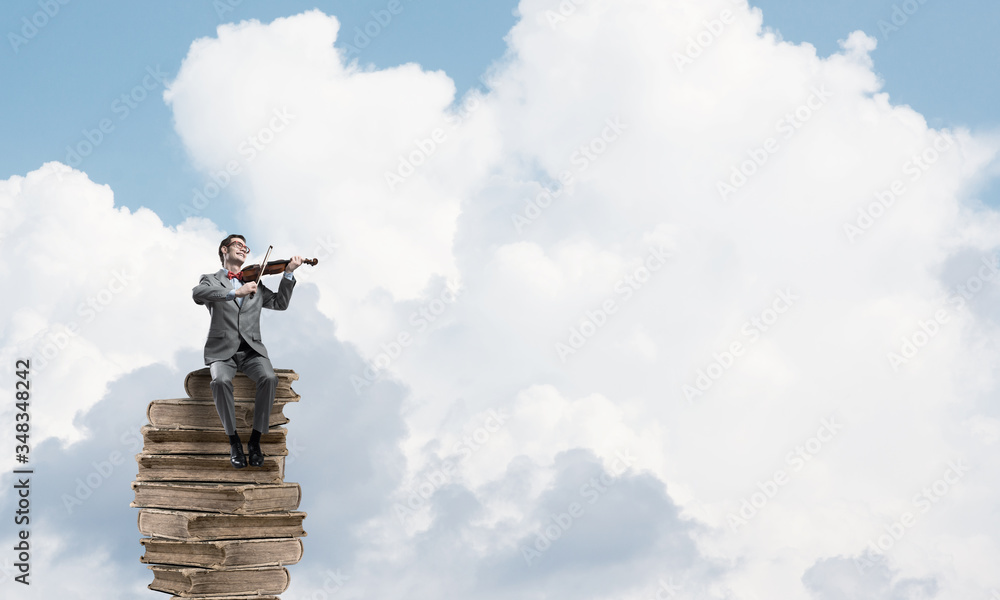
[0,162,222,447]
[164,10,470,352]
[0,522,151,596]
[7,0,1000,598]
[160,2,1000,598]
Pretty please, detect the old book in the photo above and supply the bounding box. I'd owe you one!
[135,454,284,484]
[140,537,303,568]
[131,481,301,514]
[184,367,299,400]
[138,508,307,541]
[141,425,288,455]
[169,597,278,600]
[146,398,292,430]
[147,564,289,596]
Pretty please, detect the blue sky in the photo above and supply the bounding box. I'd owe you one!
[1,0,519,232]
[755,0,1000,130]
[2,0,998,235]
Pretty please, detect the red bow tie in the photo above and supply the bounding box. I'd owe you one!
[227,271,243,281]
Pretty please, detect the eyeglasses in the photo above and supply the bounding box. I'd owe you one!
[227,242,250,253]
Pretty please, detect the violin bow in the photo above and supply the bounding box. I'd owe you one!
[249,245,273,299]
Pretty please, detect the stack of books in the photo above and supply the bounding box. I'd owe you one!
[132,368,306,598]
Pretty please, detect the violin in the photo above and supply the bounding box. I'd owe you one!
[239,258,318,282]
[242,245,318,299]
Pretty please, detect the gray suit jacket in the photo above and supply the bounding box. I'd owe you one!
[192,269,296,365]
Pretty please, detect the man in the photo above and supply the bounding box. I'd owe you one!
[192,234,303,469]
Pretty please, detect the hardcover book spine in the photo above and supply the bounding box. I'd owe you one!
[133,368,306,596]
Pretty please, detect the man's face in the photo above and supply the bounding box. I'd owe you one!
[225,239,249,266]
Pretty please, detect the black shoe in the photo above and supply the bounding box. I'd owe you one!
[230,441,247,469]
[247,440,264,467]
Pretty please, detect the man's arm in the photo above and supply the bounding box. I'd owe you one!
[192,274,230,305]
[261,271,296,311]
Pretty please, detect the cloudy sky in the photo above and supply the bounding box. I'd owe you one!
[2,0,1000,598]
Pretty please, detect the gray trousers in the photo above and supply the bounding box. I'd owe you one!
[209,342,278,435]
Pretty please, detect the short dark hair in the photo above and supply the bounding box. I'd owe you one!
[218,234,246,265]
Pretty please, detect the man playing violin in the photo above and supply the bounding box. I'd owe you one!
[192,234,304,469]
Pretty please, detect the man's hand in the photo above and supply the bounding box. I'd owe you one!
[234,282,258,298]
[285,255,304,272]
